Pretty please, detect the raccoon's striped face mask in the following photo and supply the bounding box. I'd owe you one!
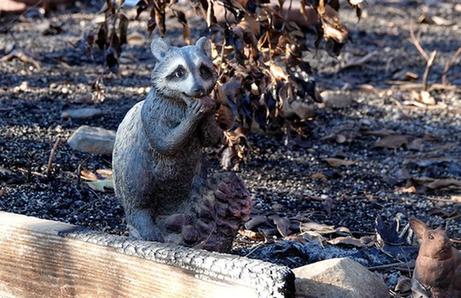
[150,37,217,100]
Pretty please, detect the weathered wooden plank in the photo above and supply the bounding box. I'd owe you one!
[0,212,294,298]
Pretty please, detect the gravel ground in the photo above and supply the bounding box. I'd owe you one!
[1,0,460,292]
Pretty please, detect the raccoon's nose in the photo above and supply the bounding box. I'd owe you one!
[190,87,205,98]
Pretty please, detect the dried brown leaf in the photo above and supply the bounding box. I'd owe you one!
[216,104,234,130]
[268,61,289,81]
[426,178,461,190]
[301,230,326,244]
[411,90,436,105]
[156,9,166,36]
[399,185,417,193]
[80,169,114,192]
[394,277,412,294]
[327,236,365,247]
[362,128,397,137]
[324,158,355,167]
[96,169,113,179]
[0,50,41,69]
[320,5,348,44]
[244,215,268,230]
[374,135,409,149]
[271,216,291,237]
[238,229,264,240]
[146,7,157,34]
[300,222,335,234]
[136,0,149,19]
[80,169,97,181]
[96,22,108,50]
[311,172,328,181]
[119,13,129,45]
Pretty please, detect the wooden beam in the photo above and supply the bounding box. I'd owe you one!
[0,212,294,298]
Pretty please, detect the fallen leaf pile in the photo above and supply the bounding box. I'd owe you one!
[240,213,376,249]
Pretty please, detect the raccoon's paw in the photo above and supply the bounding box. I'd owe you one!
[199,96,217,114]
[186,100,206,121]
[127,224,165,242]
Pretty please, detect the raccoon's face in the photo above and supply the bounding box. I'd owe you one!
[150,37,217,101]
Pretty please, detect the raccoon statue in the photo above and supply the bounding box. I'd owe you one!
[112,37,251,252]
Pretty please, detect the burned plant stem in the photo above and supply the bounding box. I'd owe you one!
[46,138,60,179]
[409,24,437,91]
[409,23,428,61]
[422,50,437,91]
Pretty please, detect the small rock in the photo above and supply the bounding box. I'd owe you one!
[321,91,353,108]
[19,81,28,92]
[283,100,316,120]
[61,107,103,120]
[293,258,389,298]
[67,125,115,155]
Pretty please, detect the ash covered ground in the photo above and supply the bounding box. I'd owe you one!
[1,0,460,291]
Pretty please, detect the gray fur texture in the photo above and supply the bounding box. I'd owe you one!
[113,37,250,248]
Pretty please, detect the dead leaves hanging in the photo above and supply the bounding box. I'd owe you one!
[84,0,362,167]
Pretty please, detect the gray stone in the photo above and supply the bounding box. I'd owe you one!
[293,257,389,298]
[61,107,103,120]
[67,125,115,155]
[321,91,353,108]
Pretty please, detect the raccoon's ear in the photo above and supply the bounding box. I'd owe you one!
[151,38,170,61]
[195,37,210,55]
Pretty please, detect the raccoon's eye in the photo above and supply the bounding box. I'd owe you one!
[174,66,185,78]
[200,64,213,80]
[167,66,186,80]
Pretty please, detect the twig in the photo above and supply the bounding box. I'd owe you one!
[339,51,378,72]
[88,187,102,201]
[408,23,437,90]
[368,261,414,271]
[245,242,265,257]
[425,197,461,205]
[46,138,60,178]
[16,167,46,178]
[409,23,428,61]
[441,47,461,85]
[398,194,461,205]
[76,157,90,189]
[422,50,437,91]
[387,81,458,92]
[0,50,41,69]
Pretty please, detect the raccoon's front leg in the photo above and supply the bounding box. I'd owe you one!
[141,100,206,155]
[126,208,165,242]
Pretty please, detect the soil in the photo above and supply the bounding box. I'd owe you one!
[1,0,460,293]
